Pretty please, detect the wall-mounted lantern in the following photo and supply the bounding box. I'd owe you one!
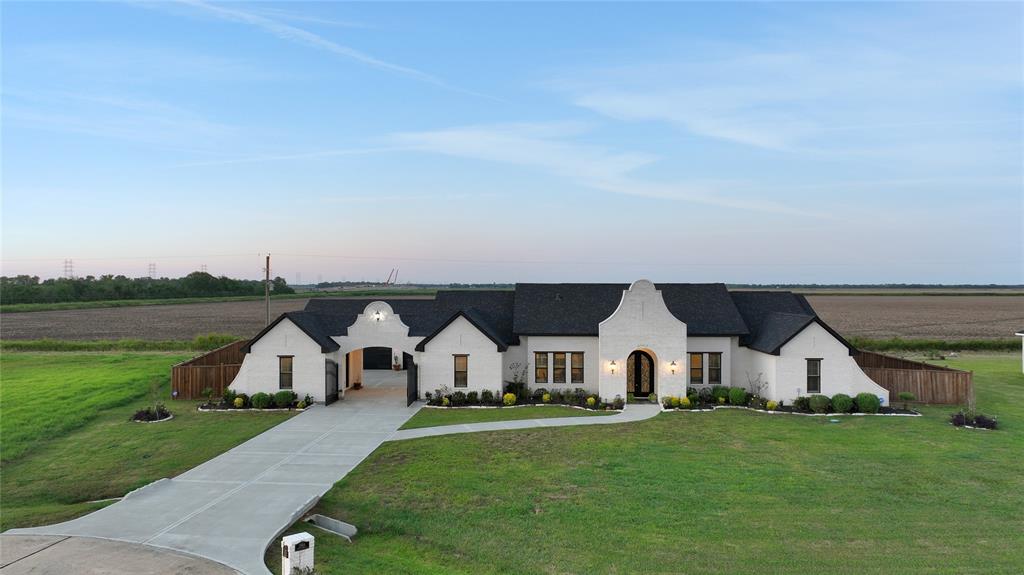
[609,360,617,375]
[670,361,677,375]
[373,310,383,322]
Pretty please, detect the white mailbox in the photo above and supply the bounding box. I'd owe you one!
[281,532,314,575]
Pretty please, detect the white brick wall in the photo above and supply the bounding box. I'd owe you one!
[418,315,503,398]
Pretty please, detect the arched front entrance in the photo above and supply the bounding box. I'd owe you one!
[627,350,655,397]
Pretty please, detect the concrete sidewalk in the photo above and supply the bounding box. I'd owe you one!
[6,370,419,575]
[389,403,662,441]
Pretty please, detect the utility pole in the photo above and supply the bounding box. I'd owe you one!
[264,254,271,326]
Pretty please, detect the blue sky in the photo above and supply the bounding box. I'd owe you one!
[2,1,1021,284]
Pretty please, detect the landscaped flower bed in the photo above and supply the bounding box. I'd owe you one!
[198,389,314,412]
[659,386,919,416]
[132,403,172,422]
[425,387,626,412]
[949,411,998,429]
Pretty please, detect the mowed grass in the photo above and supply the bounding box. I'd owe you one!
[0,352,295,530]
[269,355,1024,574]
[400,405,613,430]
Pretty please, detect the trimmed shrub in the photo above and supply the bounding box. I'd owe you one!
[662,395,675,409]
[793,396,811,412]
[297,400,307,409]
[222,389,237,405]
[467,391,479,404]
[897,391,916,410]
[766,400,778,411]
[855,393,881,414]
[728,387,748,406]
[480,389,495,405]
[550,390,565,404]
[503,392,516,406]
[950,411,968,426]
[831,393,853,413]
[671,396,681,408]
[542,393,551,403]
[679,396,691,409]
[711,386,729,402]
[586,396,597,408]
[612,395,625,410]
[451,391,467,406]
[697,388,713,404]
[250,392,271,409]
[442,396,450,407]
[573,388,588,405]
[303,394,314,405]
[748,396,766,410]
[532,388,549,402]
[273,390,296,408]
[233,397,245,409]
[235,393,248,408]
[808,394,831,414]
[687,393,699,406]
[717,396,726,405]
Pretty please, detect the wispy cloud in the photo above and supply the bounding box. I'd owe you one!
[170,146,406,168]
[174,0,489,98]
[393,122,827,216]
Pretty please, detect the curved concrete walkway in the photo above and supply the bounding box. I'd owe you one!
[389,403,662,441]
[6,375,662,575]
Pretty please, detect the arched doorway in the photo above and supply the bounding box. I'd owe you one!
[627,350,655,397]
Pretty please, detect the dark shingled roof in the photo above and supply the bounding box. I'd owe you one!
[512,283,749,336]
[244,284,850,356]
[730,291,853,355]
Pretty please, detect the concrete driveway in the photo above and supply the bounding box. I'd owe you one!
[6,370,419,575]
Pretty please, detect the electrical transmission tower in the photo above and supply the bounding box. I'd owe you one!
[200,264,208,273]
[147,263,156,278]
[63,259,74,279]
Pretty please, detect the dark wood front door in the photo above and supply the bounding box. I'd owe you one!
[627,350,654,397]
[405,352,418,406]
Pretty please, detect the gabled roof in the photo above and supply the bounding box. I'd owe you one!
[512,283,749,336]
[240,311,340,353]
[414,309,509,352]
[730,291,854,355]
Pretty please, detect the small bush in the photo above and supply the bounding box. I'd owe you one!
[503,392,516,406]
[897,391,916,410]
[679,396,691,409]
[451,391,467,406]
[132,404,171,422]
[687,393,699,406]
[717,396,726,405]
[573,388,588,405]
[793,396,811,412]
[235,393,249,407]
[950,411,968,426]
[233,397,245,409]
[222,389,238,405]
[972,414,998,429]
[480,389,495,404]
[766,400,778,411]
[662,395,674,409]
[303,394,314,405]
[586,396,597,408]
[273,390,296,408]
[250,392,271,409]
[671,396,681,408]
[711,386,729,402]
[809,394,831,414]
[532,388,549,402]
[831,393,853,413]
[442,396,450,407]
[612,395,625,410]
[542,393,551,403]
[855,393,881,414]
[467,391,479,404]
[697,388,713,404]
[297,400,307,409]
[748,396,766,410]
[728,387,748,406]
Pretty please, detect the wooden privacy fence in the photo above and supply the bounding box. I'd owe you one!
[855,350,973,405]
[171,339,248,400]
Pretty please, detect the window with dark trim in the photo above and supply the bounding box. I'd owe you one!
[279,356,294,390]
[806,358,821,393]
[454,355,468,388]
[570,352,584,383]
[689,353,703,385]
[708,353,722,386]
[535,352,548,383]
[552,352,567,383]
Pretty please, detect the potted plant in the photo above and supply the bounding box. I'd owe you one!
[392,353,402,371]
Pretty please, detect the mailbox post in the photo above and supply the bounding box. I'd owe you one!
[281,532,314,574]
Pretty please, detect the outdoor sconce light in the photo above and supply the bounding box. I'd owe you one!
[374,310,383,322]
[670,361,677,374]
[609,361,617,375]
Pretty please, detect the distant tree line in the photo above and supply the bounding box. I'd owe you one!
[0,272,294,305]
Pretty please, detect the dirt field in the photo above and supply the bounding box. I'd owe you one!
[0,295,1020,341]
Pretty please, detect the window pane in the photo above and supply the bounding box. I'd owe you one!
[553,352,566,383]
[454,355,468,388]
[708,353,722,385]
[689,353,703,385]
[571,352,584,383]
[279,356,293,389]
[455,355,468,371]
[535,352,548,383]
[807,359,821,393]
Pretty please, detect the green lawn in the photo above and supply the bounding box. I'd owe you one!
[400,405,613,429]
[0,352,295,530]
[269,355,1023,574]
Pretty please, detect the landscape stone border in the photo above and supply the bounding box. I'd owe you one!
[131,413,174,424]
[197,405,311,413]
[422,403,622,413]
[661,405,921,417]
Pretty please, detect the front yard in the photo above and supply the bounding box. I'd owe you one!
[0,352,296,531]
[269,355,1024,574]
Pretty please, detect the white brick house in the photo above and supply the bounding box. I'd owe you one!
[228,280,889,405]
